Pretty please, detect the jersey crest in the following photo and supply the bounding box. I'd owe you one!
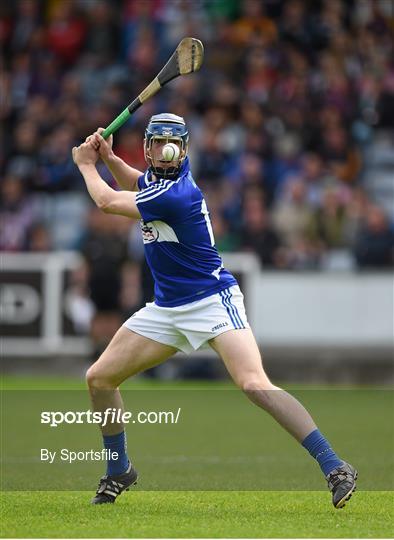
[140,220,179,244]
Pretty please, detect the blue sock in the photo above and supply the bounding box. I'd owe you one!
[103,431,129,476]
[302,429,343,476]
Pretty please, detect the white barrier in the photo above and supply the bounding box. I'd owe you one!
[252,272,393,348]
[1,252,91,356]
[1,251,393,357]
[222,253,393,352]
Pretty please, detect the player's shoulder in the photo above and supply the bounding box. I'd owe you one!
[137,170,198,200]
[168,170,202,203]
[137,172,149,191]
[135,169,202,222]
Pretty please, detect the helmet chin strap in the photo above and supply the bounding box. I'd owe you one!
[149,164,180,180]
[148,152,181,179]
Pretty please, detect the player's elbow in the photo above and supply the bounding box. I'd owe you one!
[96,197,113,213]
[95,192,140,219]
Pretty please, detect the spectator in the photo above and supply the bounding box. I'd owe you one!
[120,261,143,318]
[113,128,146,173]
[240,192,282,268]
[80,207,128,356]
[307,186,349,250]
[299,152,327,206]
[354,205,394,268]
[84,0,120,62]
[6,120,39,186]
[64,260,95,336]
[8,52,32,110]
[46,1,86,67]
[279,0,311,52]
[0,176,35,251]
[342,187,369,247]
[10,0,40,53]
[211,210,240,253]
[29,53,61,101]
[25,222,52,252]
[38,125,80,192]
[319,125,362,184]
[230,0,277,47]
[272,178,313,249]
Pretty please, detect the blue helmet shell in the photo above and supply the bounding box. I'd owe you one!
[145,113,189,142]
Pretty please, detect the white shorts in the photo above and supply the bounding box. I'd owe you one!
[123,285,249,354]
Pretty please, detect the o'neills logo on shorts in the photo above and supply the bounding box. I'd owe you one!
[211,322,229,332]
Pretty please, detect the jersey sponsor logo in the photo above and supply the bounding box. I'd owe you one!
[211,322,229,332]
[140,220,179,244]
[141,222,159,243]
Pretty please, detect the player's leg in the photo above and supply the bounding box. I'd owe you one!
[209,328,357,508]
[86,326,177,424]
[86,326,177,503]
[209,328,317,440]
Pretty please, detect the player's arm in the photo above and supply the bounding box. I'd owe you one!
[88,128,142,192]
[72,142,141,220]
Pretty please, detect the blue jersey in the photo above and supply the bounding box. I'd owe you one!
[135,158,237,307]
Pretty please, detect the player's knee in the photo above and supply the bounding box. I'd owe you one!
[240,378,277,408]
[86,365,116,390]
[239,377,275,393]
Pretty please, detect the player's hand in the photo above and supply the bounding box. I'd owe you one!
[87,127,113,162]
[72,142,98,167]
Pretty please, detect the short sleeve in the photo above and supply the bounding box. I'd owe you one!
[137,174,146,191]
[136,179,180,222]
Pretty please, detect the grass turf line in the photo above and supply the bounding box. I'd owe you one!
[1,491,393,538]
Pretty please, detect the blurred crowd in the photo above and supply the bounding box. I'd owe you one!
[1,0,393,343]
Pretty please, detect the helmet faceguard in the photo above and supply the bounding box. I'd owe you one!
[144,113,189,180]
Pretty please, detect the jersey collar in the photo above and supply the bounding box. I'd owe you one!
[145,158,190,185]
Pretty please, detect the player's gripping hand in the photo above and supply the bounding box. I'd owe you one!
[86,127,113,162]
[72,141,99,168]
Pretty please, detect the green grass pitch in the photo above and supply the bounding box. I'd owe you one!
[2,490,393,538]
[1,376,393,538]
